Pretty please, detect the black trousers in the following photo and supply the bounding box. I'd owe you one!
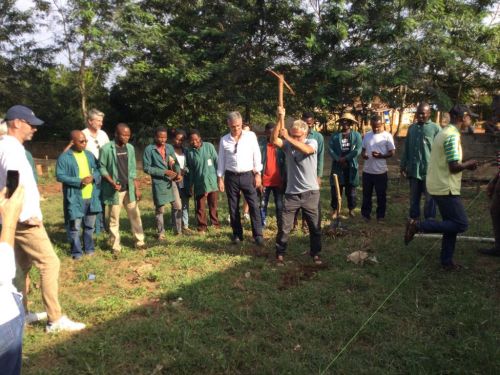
[224,171,263,240]
[276,190,322,257]
[361,172,388,219]
[330,168,356,211]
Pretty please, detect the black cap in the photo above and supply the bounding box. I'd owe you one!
[5,105,44,126]
[449,104,478,118]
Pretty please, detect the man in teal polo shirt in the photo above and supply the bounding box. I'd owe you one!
[99,123,146,253]
[405,105,478,270]
[400,103,441,220]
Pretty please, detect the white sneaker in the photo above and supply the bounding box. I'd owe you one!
[25,311,48,324]
[46,315,86,333]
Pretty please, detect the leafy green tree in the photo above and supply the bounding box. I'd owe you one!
[111,0,307,139]
[46,0,126,123]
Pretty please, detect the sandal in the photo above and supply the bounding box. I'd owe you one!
[313,255,322,265]
[276,255,285,266]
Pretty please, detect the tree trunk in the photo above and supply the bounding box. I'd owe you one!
[245,103,251,124]
[390,109,395,134]
[395,85,407,138]
[78,39,88,125]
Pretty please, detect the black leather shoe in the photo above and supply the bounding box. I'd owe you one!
[404,219,418,245]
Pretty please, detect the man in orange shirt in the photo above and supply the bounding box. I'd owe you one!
[259,122,285,228]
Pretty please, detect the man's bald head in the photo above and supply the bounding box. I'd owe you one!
[115,123,131,146]
[71,130,84,141]
[70,130,88,152]
[416,102,431,124]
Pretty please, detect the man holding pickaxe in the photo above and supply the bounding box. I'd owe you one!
[271,107,322,265]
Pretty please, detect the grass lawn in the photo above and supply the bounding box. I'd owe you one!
[21,174,499,374]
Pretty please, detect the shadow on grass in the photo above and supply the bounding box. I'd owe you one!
[24,183,500,374]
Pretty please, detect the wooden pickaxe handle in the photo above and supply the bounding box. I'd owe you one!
[333,173,342,215]
[267,69,295,109]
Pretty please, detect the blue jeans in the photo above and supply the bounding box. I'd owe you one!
[418,195,468,266]
[171,185,190,230]
[69,199,97,259]
[361,172,388,219]
[180,186,190,228]
[0,293,24,375]
[409,177,436,219]
[260,186,284,227]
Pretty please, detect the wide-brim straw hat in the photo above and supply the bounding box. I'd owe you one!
[336,112,358,125]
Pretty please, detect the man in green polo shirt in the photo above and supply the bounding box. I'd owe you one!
[400,102,441,220]
[405,105,478,270]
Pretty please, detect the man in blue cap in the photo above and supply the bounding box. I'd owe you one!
[0,105,86,332]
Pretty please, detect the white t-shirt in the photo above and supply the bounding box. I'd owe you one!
[82,128,110,159]
[0,135,43,222]
[175,152,186,188]
[362,131,395,174]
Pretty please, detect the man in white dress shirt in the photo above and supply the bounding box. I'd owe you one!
[217,111,264,245]
[0,105,85,333]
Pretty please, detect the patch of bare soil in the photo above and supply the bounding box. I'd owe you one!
[279,263,329,290]
[39,182,62,196]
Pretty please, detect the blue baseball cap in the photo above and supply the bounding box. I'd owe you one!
[5,105,44,126]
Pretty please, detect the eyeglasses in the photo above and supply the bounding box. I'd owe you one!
[77,140,88,143]
[234,142,238,154]
[19,119,33,127]
[94,139,100,149]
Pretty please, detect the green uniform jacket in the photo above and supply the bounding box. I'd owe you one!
[328,131,362,186]
[185,142,218,197]
[99,141,138,205]
[56,149,102,222]
[258,137,286,185]
[25,150,38,183]
[143,143,181,207]
[400,120,441,180]
[308,130,325,177]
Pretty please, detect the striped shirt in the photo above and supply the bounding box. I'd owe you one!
[426,124,463,195]
[444,132,460,162]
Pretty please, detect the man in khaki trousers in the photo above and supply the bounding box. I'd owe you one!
[0,105,85,333]
[99,123,145,253]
